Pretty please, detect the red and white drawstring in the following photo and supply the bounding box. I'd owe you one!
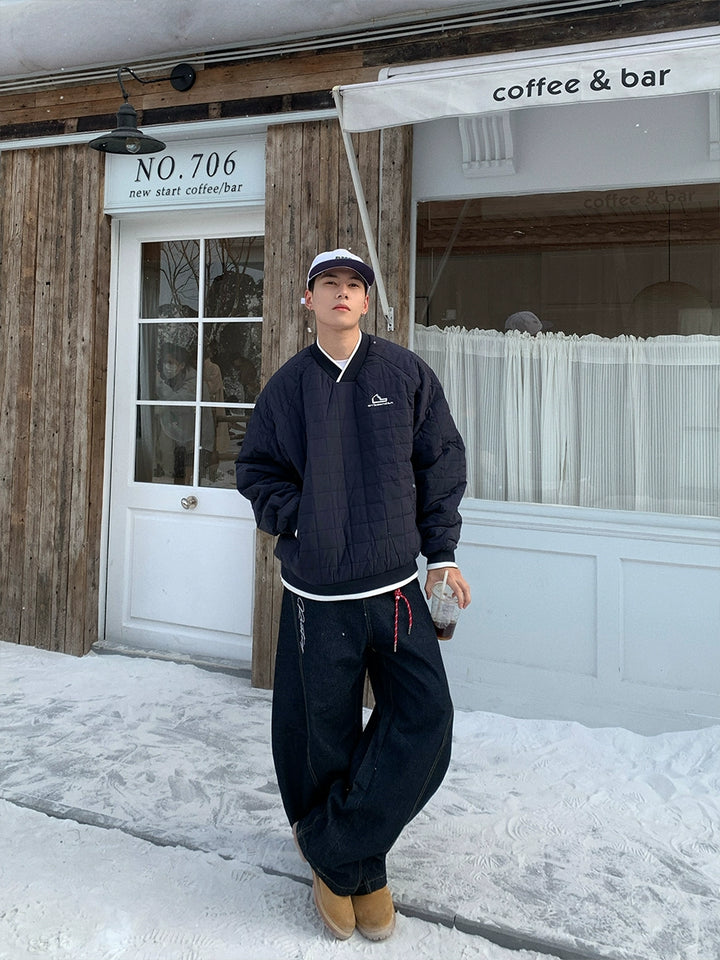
[393,588,413,652]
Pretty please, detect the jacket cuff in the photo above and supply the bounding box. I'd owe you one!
[426,551,457,567]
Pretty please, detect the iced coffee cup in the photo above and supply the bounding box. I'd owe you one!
[430,581,460,641]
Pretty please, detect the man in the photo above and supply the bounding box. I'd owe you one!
[236,248,470,941]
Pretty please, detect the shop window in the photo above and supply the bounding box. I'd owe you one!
[414,185,720,518]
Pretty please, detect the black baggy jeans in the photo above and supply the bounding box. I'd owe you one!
[271,577,454,896]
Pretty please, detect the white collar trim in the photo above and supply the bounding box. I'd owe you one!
[317,331,362,381]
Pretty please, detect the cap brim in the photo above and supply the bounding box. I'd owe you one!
[307,258,374,288]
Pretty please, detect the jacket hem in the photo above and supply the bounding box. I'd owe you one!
[281,561,418,599]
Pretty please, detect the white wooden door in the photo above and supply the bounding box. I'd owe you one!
[105,209,263,665]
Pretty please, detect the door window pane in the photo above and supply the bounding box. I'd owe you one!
[200,407,255,488]
[135,406,197,485]
[137,323,199,401]
[205,237,264,317]
[141,240,200,318]
[199,321,261,489]
[204,321,261,405]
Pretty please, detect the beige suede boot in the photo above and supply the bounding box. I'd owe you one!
[351,886,396,940]
[293,825,356,940]
[312,873,356,940]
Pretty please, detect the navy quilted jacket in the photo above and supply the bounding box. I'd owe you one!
[236,333,466,597]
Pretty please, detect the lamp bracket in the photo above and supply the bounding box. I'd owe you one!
[116,63,196,100]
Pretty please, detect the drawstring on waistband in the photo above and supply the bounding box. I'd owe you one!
[393,588,413,652]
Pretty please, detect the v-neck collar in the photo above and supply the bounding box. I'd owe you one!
[310,332,371,383]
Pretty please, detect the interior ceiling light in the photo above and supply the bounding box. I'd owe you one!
[89,63,196,155]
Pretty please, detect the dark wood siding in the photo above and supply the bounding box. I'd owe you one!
[0,146,110,654]
[252,120,413,689]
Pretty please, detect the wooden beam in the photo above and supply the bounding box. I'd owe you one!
[252,118,412,690]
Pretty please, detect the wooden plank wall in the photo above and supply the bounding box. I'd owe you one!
[0,146,110,655]
[252,119,412,689]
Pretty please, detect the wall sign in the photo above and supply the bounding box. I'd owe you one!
[104,134,265,214]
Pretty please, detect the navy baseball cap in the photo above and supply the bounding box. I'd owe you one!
[307,248,375,290]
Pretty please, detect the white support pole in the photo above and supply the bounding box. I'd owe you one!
[332,86,395,332]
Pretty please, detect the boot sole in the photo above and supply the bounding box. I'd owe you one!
[355,913,396,941]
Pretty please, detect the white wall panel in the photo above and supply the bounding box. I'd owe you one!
[621,558,720,694]
[462,543,597,676]
[445,501,720,733]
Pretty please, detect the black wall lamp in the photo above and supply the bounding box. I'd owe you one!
[89,63,196,155]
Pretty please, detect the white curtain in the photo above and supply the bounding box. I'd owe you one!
[414,326,720,518]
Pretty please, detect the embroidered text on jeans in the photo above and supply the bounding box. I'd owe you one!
[297,597,306,653]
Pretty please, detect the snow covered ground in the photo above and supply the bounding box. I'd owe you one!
[1,640,719,960]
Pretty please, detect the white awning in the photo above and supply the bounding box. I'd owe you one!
[335,28,720,132]
[332,26,720,332]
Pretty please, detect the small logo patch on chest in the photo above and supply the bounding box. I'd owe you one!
[368,393,394,408]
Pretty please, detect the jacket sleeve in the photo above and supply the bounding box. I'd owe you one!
[411,364,466,565]
[235,391,302,537]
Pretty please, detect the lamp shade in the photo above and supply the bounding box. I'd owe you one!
[89,102,165,155]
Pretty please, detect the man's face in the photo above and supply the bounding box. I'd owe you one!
[305,267,369,336]
[161,356,183,381]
